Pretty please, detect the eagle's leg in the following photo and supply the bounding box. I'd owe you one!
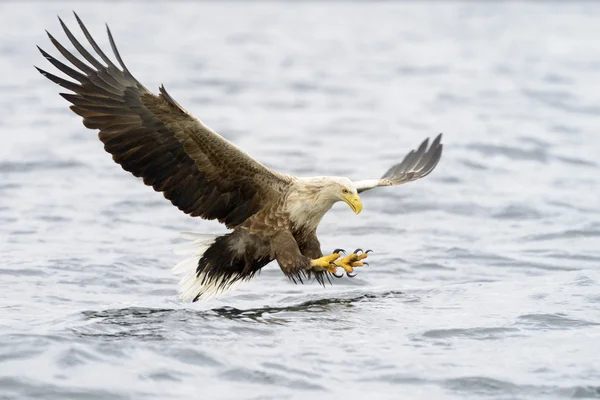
[334,249,371,277]
[299,231,340,275]
[272,231,340,281]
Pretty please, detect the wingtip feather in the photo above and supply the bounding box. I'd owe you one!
[72,11,85,28]
[35,66,47,76]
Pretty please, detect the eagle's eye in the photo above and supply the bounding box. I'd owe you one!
[342,188,349,194]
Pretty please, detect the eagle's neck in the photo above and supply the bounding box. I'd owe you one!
[285,178,338,233]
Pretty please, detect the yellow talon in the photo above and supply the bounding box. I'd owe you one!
[334,251,369,274]
[310,253,341,273]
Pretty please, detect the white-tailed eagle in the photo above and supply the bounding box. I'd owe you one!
[36,13,443,302]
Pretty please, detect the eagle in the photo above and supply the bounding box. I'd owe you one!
[36,13,443,302]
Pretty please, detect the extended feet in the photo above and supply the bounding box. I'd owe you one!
[334,249,371,278]
[309,249,371,278]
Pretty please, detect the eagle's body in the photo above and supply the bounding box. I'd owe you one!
[37,13,444,302]
[176,176,357,300]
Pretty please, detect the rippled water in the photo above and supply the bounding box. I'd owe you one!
[2,2,600,399]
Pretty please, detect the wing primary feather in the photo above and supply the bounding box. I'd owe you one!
[412,137,429,162]
[412,137,432,171]
[420,134,443,176]
[35,66,81,92]
[105,24,134,79]
[58,16,105,70]
[420,143,443,178]
[415,137,429,159]
[72,11,118,71]
[37,45,87,83]
[383,149,413,179]
[45,26,123,96]
[401,147,421,169]
[36,65,123,101]
[70,13,130,89]
[431,133,443,152]
[421,134,443,173]
[383,150,411,179]
[355,133,443,192]
[46,31,95,75]
[59,92,125,107]
[398,149,416,170]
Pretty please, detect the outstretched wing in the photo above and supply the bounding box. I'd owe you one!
[36,13,291,228]
[354,134,443,193]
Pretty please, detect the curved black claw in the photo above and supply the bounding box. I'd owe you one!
[332,269,344,278]
[365,249,373,254]
[353,248,363,255]
[333,248,346,254]
[363,262,369,267]
[346,271,357,278]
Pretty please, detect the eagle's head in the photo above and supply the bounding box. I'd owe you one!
[322,177,362,214]
[296,176,362,215]
[286,176,363,232]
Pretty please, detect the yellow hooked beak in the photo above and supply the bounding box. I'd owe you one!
[342,193,363,215]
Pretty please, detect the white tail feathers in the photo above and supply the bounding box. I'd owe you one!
[172,232,244,302]
[172,232,219,258]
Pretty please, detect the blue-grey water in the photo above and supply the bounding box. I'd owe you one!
[1,2,600,399]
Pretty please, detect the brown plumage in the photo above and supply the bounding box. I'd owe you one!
[37,13,444,302]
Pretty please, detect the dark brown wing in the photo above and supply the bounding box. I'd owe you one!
[355,134,443,193]
[36,13,291,228]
